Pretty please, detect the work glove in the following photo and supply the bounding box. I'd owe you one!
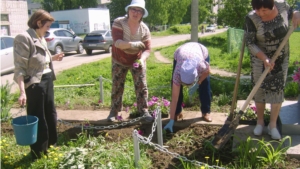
[164,119,174,133]
[188,83,199,96]
[130,41,146,50]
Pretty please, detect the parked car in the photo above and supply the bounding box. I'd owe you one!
[1,36,15,74]
[82,30,113,55]
[205,25,216,32]
[45,28,84,54]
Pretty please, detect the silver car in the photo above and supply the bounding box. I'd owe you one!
[1,36,14,75]
[45,28,84,54]
[82,30,113,55]
[205,25,216,32]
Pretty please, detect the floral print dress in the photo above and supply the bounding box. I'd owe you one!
[244,0,293,103]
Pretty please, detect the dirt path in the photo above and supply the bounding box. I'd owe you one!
[154,51,240,77]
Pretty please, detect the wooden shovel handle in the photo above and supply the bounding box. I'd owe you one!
[229,35,246,120]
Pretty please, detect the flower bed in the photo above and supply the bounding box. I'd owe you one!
[128,96,170,118]
[235,104,271,126]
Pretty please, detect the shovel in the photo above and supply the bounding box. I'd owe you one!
[212,25,295,150]
[226,35,246,122]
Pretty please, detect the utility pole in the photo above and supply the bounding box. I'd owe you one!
[191,0,199,42]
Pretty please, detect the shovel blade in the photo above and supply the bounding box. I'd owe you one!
[211,110,243,149]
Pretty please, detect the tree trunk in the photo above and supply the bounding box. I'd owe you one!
[191,0,198,42]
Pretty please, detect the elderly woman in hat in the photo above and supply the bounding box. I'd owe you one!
[106,0,153,122]
[164,42,212,133]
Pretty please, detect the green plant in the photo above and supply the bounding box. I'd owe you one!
[217,93,231,106]
[257,136,291,168]
[236,104,271,121]
[170,129,195,146]
[232,136,291,169]
[1,82,13,121]
[128,96,170,117]
[233,136,265,168]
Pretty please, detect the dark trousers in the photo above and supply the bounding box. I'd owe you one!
[25,72,57,160]
[172,57,212,115]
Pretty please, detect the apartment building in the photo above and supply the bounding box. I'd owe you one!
[1,0,28,36]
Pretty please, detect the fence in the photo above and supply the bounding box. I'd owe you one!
[227,28,247,54]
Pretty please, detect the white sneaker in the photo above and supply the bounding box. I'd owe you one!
[253,124,264,136]
[268,126,281,140]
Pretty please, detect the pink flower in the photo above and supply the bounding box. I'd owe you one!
[151,96,159,102]
[292,61,300,84]
[181,103,185,108]
[133,62,140,68]
[163,99,170,107]
[148,100,155,107]
[250,106,257,112]
[125,106,129,113]
[117,115,123,121]
[133,102,137,107]
[133,59,141,68]
[98,100,102,104]
[137,128,144,135]
[152,110,157,118]
[292,71,300,84]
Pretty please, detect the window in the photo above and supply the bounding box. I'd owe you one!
[1,39,5,50]
[1,14,9,21]
[4,37,14,48]
[0,37,14,50]
[63,31,73,37]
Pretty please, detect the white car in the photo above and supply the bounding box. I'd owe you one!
[1,36,15,75]
[205,25,216,32]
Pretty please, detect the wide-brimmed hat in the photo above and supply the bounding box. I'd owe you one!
[180,60,198,85]
[125,0,148,18]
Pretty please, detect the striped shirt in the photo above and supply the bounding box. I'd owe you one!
[111,16,151,66]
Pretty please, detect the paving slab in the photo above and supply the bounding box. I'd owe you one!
[284,135,300,160]
[9,108,228,127]
[279,101,300,135]
[233,125,285,150]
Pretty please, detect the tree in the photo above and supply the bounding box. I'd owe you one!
[167,0,190,25]
[182,0,211,24]
[144,0,170,27]
[217,0,252,29]
[107,0,131,21]
[108,0,170,28]
[217,0,300,29]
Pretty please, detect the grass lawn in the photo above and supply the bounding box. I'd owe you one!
[51,31,300,110]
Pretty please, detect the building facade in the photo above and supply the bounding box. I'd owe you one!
[27,0,42,16]
[1,0,29,36]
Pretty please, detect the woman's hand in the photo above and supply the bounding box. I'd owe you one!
[130,41,145,50]
[263,58,274,71]
[292,11,300,29]
[18,92,26,106]
[52,53,64,61]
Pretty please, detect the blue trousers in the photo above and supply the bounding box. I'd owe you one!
[172,57,212,115]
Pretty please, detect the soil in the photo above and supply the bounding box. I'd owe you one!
[2,120,300,169]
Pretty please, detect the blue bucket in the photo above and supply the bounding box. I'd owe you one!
[12,115,39,146]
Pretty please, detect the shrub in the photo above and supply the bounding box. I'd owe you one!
[1,82,13,121]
